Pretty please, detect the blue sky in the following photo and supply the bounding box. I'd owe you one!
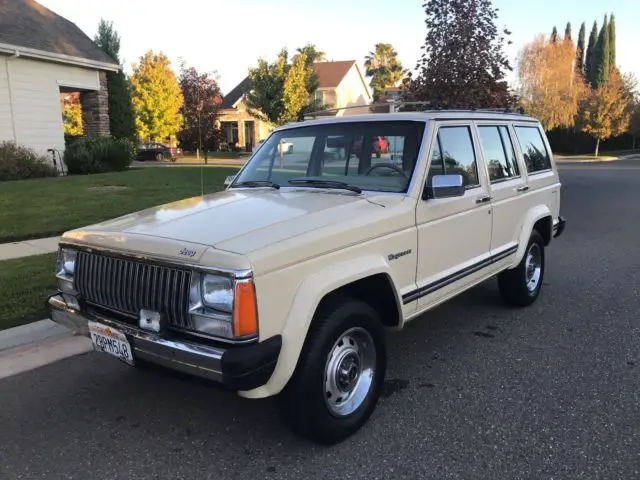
[40,0,640,94]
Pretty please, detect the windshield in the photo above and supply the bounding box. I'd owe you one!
[231,120,426,193]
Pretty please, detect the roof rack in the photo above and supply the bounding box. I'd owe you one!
[301,101,529,119]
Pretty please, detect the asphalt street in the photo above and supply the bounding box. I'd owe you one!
[1,160,639,479]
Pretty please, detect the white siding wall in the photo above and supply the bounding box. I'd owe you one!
[0,55,100,155]
[336,65,371,116]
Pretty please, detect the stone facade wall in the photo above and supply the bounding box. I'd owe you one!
[81,70,110,137]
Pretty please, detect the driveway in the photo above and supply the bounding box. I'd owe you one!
[1,160,640,479]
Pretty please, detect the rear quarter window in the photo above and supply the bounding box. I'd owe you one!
[514,126,552,173]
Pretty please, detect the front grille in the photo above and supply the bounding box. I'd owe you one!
[75,251,193,329]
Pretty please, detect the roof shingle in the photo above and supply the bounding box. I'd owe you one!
[0,0,118,67]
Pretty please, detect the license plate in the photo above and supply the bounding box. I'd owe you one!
[88,321,134,366]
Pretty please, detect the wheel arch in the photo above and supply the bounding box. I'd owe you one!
[239,255,402,398]
[511,205,552,266]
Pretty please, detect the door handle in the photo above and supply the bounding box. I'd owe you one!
[475,195,492,204]
[516,185,529,192]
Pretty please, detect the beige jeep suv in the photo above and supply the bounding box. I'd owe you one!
[48,108,566,444]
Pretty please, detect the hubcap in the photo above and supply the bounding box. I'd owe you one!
[324,327,376,417]
[525,243,542,293]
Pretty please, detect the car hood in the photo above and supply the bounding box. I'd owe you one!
[63,188,404,255]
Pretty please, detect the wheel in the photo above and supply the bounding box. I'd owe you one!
[278,297,386,445]
[498,229,545,307]
[155,152,164,162]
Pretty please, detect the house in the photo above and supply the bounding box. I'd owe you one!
[218,60,372,151]
[0,0,119,158]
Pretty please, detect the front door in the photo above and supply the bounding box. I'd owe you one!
[412,122,493,309]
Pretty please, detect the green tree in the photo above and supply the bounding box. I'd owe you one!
[585,21,598,87]
[130,50,184,142]
[409,0,515,109]
[595,15,610,86]
[564,22,572,41]
[576,22,586,72]
[550,26,558,43]
[282,53,311,123]
[608,13,616,69]
[364,43,407,101]
[292,43,325,111]
[246,47,321,125]
[93,19,136,141]
[294,43,326,63]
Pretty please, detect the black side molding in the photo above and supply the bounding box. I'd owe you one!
[402,244,518,304]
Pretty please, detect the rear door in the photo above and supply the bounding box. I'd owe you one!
[475,122,527,256]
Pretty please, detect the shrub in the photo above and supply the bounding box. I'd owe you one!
[0,141,58,181]
[64,136,135,175]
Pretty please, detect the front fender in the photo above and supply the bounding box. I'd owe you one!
[511,205,552,266]
[239,254,400,398]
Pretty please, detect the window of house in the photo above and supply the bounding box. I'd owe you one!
[431,126,479,187]
[478,126,520,182]
[514,126,551,173]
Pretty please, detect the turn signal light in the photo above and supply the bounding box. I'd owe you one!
[233,279,258,337]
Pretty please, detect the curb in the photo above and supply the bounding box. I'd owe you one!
[0,319,69,353]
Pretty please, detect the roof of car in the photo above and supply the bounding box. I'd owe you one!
[276,110,538,131]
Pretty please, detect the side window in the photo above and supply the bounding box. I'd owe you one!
[514,126,552,173]
[478,126,520,182]
[436,126,479,188]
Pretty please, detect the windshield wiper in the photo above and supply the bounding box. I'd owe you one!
[233,180,280,189]
[288,178,362,194]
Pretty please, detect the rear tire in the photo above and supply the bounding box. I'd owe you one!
[155,153,164,162]
[498,230,545,307]
[278,296,386,445]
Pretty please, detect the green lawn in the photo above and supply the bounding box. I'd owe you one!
[0,253,57,330]
[0,166,238,242]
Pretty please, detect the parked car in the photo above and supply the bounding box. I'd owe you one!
[136,143,177,162]
[48,108,565,445]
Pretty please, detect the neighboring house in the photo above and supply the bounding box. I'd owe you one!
[218,60,372,151]
[0,0,119,159]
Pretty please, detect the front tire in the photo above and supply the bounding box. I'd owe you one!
[278,297,386,445]
[498,230,545,307]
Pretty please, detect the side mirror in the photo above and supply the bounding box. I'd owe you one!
[224,175,236,187]
[425,174,465,199]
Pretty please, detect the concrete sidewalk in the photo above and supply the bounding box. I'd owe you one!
[0,235,60,261]
[0,319,91,379]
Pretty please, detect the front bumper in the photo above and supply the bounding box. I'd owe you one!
[553,215,566,238]
[47,294,281,391]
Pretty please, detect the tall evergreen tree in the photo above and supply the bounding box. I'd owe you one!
[595,15,610,86]
[585,21,598,88]
[564,22,572,41]
[94,19,137,141]
[576,22,586,72]
[608,14,616,68]
[551,26,559,43]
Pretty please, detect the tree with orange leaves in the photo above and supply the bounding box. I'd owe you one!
[577,69,631,156]
[517,34,588,131]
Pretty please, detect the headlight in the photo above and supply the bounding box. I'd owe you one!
[188,273,257,340]
[201,275,233,313]
[56,248,77,295]
[57,248,77,277]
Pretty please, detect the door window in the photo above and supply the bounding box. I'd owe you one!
[430,126,479,188]
[478,126,520,182]
[514,126,552,173]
